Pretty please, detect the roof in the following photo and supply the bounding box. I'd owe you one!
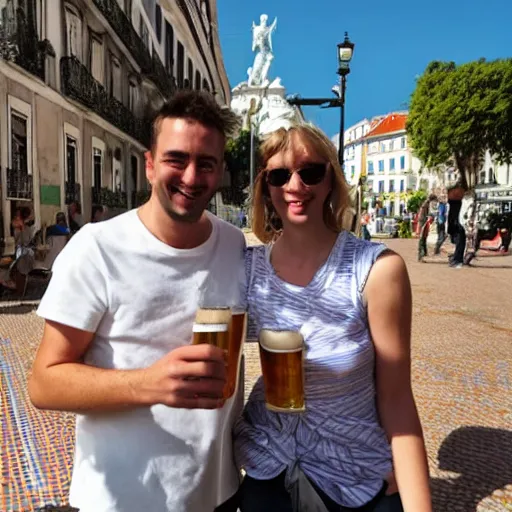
[365,113,408,138]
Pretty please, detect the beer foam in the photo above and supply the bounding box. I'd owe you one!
[193,323,229,333]
[195,307,232,325]
[259,329,303,353]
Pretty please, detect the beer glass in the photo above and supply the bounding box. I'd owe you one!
[224,309,247,398]
[193,307,245,399]
[192,307,231,350]
[259,329,305,413]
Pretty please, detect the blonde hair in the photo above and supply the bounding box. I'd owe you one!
[251,124,353,243]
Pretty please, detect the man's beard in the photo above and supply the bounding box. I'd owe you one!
[156,183,216,224]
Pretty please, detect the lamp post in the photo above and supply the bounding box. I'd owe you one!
[286,33,355,168]
[336,32,355,168]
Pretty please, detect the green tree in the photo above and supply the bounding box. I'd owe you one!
[407,59,512,190]
[407,190,427,214]
[224,130,259,206]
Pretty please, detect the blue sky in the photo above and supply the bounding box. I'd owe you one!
[217,0,511,138]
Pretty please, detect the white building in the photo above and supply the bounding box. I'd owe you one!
[333,112,422,216]
[0,0,229,246]
[364,113,422,216]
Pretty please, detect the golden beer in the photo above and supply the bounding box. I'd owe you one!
[259,330,305,413]
[192,308,231,350]
[224,311,247,398]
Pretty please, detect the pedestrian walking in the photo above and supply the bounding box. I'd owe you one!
[360,209,372,240]
[434,191,448,255]
[234,124,432,512]
[460,190,477,265]
[417,194,437,262]
[28,91,244,512]
[447,184,466,268]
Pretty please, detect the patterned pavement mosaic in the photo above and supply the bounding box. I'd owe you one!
[0,237,511,511]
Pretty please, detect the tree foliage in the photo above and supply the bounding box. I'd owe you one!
[407,59,512,190]
[223,130,259,206]
[407,189,427,214]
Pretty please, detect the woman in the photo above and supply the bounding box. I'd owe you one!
[234,124,432,512]
[417,194,436,262]
[361,210,372,241]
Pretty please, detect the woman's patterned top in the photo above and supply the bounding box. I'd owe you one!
[234,231,393,507]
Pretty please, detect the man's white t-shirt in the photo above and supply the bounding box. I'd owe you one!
[37,209,246,512]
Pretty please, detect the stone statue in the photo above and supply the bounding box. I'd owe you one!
[247,14,277,87]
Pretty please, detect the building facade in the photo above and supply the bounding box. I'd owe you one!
[0,0,229,245]
[334,112,422,216]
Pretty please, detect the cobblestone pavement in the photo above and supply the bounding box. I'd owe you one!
[0,235,511,511]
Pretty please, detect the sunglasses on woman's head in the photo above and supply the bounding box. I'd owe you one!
[266,163,327,187]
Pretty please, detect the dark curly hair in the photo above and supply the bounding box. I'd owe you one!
[150,90,240,154]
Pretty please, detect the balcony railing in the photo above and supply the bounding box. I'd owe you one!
[6,168,33,200]
[0,7,45,80]
[61,57,150,147]
[92,0,151,72]
[65,181,81,205]
[148,52,176,96]
[92,0,174,98]
[93,187,127,209]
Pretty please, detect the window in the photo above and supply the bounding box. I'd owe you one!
[400,179,405,192]
[155,4,162,42]
[93,147,103,190]
[187,58,193,89]
[401,137,406,149]
[400,156,405,170]
[130,154,138,195]
[129,77,139,114]
[389,140,394,151]
[203,78,210,92]
[139,18,149,49]
[489,168,495,184]
[89,32,104,83]
[110,54,122,101]
[66,135,77,186]
[11,112,29,175]
[65,3,82,60]
[389,179,395,192]
[165,21,174,74]
[367,179,373,192]
[177,41,184,88]
[7,97,33,201]
[479,170,486,185]
[35,0,46,39]
[351,165,355,177]
[389,158,395,171]
[380,143,386,152]
[378,181,384,193]
[368,161,374,174]
[195,70,201,91]
[378,160,384,172]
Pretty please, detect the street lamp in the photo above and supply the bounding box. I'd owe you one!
[336,32,355,167]
[285,32,355,169]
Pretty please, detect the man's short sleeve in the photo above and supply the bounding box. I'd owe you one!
[37,225,109,333]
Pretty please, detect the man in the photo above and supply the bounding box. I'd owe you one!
[68,201,84,235]
[28,91,244,512]
[434,190,448,255]
[447,183,465,268]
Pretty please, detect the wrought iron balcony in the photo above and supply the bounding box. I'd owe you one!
[0,7,46,80]
[93,187,127,209]
[6,168,33,200]
[61,57,150,147]
[65,181,81,205]
[92,0,173,98]
[92,0,151,72]
[148,52,176,96]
